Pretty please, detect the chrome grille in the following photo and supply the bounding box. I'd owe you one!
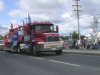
[46,36,59,42]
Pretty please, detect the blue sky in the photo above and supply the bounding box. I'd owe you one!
[0,0,17,26]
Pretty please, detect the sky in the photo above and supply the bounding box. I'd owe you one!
[0,0,100,36]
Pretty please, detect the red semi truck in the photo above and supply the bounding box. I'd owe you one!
[4,22,63,55]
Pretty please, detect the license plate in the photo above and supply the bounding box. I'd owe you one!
[52,48,56,50]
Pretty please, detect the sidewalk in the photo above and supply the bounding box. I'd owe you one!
[63,49,100,55]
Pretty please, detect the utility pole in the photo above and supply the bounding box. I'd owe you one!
[72,0,81,40]
[91,16,99,44]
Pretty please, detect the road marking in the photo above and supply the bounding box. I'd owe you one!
[32,57,45,60]
[49,60,80,67]
[31,57,80,67]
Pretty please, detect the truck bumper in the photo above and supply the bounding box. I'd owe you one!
[36,45,63,52]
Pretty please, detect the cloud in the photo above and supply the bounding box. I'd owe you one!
[8,0,100,36]
[81,0,100,15]
[8,9,21,18]
[0,0,4,12]
[0,25,9,35]
[9,0,71,19]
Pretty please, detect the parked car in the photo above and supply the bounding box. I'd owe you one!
[0,40,4,50]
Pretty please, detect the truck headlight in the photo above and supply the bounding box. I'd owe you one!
[37,42,44,44]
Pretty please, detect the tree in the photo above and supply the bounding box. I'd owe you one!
[81,35,85,40]
[71,31,86,40]
[60,36,68,40]
[72,31,78,40]
[0,35,3,40]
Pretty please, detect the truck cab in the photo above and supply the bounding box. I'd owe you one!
[30,22,63,55]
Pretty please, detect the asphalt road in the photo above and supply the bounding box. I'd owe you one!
[0,50,100,75]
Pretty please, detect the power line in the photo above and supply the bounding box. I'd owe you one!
[31,0,71,22]
[48,0,71,11]
[84,8,100,13]
[49,1,100,24]
[30,0,100,27]
[60,9,100,24]
[40,0,71,13]
[45,0,71,16]
[57,8,100,25]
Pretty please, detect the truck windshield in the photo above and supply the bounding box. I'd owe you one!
[34,26,54,31]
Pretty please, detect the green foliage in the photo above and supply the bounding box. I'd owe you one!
[60,36,68,40]
[71,31,86,40]
[0,36,3,40]
[72,31,78,40]
[81,35,85,40]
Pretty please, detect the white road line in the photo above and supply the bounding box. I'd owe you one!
[32,57,45,60]
[31,57,80,67]
[49,60,80,67]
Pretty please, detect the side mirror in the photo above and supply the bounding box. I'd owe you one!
[56,26,59,33]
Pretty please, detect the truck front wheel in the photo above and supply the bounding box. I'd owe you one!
[55,50,62,55]
[15,45,21,54]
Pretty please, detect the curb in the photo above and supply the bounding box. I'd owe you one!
[63,50,100,55]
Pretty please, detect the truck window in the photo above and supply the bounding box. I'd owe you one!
[34,26,54,31]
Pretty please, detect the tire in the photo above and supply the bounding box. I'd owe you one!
[55,50,62,55]
[15,45,21,54]
[14,46,18,53]
[18,46,22,53]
